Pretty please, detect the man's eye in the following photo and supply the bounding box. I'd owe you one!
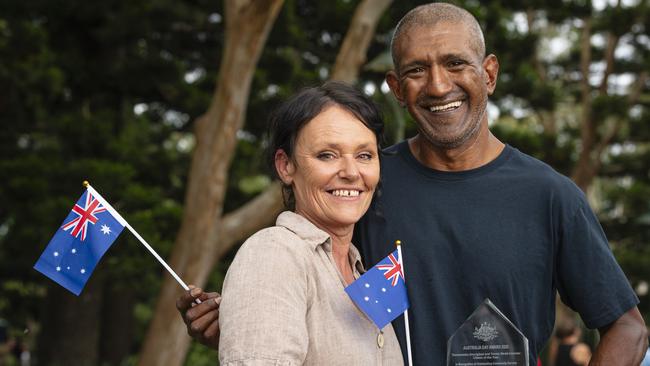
[448,60,466,68]
[407,67,425,74]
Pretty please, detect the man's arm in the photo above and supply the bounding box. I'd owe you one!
[176,286,221,349]
[590,307,648,366]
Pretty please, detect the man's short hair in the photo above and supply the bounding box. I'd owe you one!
[390,3,486,68]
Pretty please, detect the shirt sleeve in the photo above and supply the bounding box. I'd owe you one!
[218,228,310,366]
[555,200,639,329]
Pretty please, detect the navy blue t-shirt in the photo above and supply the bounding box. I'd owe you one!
[355,141,638,366]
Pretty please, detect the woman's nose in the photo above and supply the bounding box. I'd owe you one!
[338,156,360,180]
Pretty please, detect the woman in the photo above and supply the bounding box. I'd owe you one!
[217,82,403,365]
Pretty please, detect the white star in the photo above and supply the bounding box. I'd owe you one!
[364,283,370,288]
[56,266,61,271]
[387,308,392,313]
[67,266,70,270]
[381,288,386,292]
[100,224,111,235]
[53,251,59,257]
[364,296,369,302]
[80,268,86,274]
[71,248,76,254]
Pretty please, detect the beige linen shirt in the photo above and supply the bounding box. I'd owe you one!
[219,211,404,366]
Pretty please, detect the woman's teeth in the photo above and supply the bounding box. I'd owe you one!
[331,190,360,197]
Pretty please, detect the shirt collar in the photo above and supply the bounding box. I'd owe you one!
[276,211,330,250]
[276,211,365,272]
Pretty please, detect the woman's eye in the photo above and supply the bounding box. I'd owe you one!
[358,152,374,161]
[317,152,336,160]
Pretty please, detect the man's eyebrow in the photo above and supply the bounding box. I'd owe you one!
[441,51,478,63]
[398,60,427,72]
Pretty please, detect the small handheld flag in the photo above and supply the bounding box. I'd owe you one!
[34,188,125,295]
[345,248,410,329]
[35,182,194,297]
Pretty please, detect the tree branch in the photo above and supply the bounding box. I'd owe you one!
[571,16,595,191]
[330,0,393,83]
[214,182,284,259]
[598,33,620,95]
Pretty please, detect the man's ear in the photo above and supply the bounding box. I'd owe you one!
[274,149,295,185]
[483,54,499,95]
[386,70,405,107]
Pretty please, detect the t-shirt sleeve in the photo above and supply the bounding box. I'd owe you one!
[218,229,309,366]
[555,200,639,329]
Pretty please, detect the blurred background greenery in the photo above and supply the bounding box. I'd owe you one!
[0,0,648,365]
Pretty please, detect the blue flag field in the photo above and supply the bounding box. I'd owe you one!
[34,189,125,295]
[345,249,410,329]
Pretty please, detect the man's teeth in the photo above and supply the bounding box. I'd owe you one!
[429,101,462,112]
[332,190,360,197]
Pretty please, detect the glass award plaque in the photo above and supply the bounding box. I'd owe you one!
[447,299,529,366]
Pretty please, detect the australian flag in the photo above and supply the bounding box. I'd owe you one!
[34,189,125,295]
[345,249,410,329]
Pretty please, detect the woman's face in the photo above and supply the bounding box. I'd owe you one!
[276,105,380,232]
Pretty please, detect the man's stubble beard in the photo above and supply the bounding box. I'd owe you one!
[414,94,488,150]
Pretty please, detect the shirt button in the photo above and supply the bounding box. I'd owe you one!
[377,332,384,348]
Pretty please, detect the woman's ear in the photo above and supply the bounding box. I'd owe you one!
[274,149,295,185]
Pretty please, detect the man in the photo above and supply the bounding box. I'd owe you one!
[178,3,648,365]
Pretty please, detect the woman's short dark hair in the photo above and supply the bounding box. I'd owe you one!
[266,81,385,208]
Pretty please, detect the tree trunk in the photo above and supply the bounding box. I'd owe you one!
[571,16,595,192]
[99,285,135,365]
[35,274,104,366]
[137,1,284,365]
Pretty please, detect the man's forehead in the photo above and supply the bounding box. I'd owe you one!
[397,25,472,53]
[394,22,481,64]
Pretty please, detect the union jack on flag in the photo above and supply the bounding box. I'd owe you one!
[377,252,404,286]
[60,191,107,241]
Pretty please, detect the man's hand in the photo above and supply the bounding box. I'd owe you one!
[591,307,648,365]
[176,285,221,350]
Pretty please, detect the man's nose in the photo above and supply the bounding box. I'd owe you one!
[426,65,453,96]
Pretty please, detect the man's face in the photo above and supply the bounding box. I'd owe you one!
[387,21,498,150]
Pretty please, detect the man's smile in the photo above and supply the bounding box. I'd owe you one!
[428,100,463,112]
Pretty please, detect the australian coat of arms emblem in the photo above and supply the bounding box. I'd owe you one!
[473,322,499,342]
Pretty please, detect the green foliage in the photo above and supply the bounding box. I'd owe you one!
[1,0,649,364]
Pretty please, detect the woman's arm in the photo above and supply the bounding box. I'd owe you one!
[219,231,310,365]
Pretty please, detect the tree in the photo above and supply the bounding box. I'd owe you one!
[139,0,393,364]
[0,0,222,364]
